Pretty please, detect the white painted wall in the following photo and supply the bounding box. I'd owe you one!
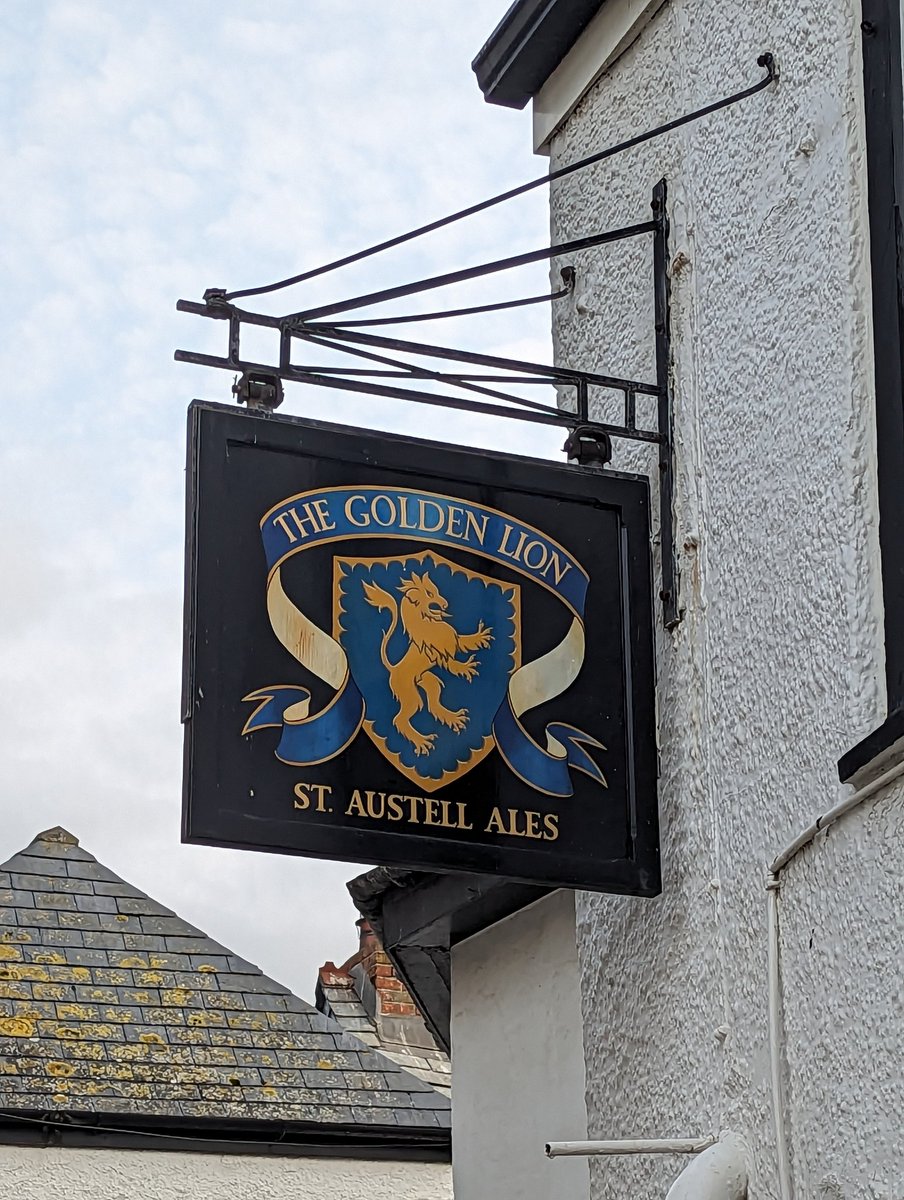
[534,1,904,1197]
[0,1144,452,1200]
[451,890,590,1200]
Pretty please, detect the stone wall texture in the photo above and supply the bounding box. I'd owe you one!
[544,2,903,1197]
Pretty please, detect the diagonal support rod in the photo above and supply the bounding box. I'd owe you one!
[213,53,775,304]
[327,281,572,327]
[283,221,655,323]
[299,322,659,396]
[298,329,560,413]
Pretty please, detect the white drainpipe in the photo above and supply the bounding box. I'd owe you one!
[546,1133,748,1199]
[546,1137,716,1157]
[765,753,904,1200]
[664,1134,749,1200]
[544,753,904,1200]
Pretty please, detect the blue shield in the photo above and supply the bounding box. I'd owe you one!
[335,550,520,790]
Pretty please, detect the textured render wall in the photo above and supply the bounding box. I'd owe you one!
[0,1145,452,1199]
[542,2,900,1198]
[450,891,590,1200]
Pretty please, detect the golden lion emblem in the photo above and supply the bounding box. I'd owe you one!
[362,570,493,757]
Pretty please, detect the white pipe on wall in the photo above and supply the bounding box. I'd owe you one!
[768,756,904,877]
[766,754,904,1200]
[766,878,794,1200]
[664,1133,749,1200]
[545,1137,716,1158]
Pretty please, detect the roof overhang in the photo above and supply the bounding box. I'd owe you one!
[471,0,608,109]
[0,1111,451,1162]
[349,869,551,1052]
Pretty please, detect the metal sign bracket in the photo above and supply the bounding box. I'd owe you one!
[176,54,777,630]
[176,182,680,625]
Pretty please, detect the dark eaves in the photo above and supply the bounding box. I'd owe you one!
[472,0,608,108]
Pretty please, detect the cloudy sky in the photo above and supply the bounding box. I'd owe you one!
[0,1,561,1000]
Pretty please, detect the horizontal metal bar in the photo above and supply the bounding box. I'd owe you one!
[300,323,661,395]
[173,349,662,444]
[218,54,775,303]
[284,221,656,323]
[174,297,657,400]
[178,299,282,327]
[253,369,560,381]
[176,297,660,397]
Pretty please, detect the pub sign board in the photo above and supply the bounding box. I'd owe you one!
[182,401,660,895]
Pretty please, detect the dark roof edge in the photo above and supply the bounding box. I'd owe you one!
[348,868,550,1051]
[471,0,607,109]
[347,867,427,921]
[0,1110,450,1162]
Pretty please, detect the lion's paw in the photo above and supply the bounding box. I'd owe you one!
[444,708,469,732]
[412,733,436,757]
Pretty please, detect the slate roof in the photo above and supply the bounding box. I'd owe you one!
[0,828,451,1136]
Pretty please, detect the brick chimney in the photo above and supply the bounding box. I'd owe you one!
[356,918,419,1018]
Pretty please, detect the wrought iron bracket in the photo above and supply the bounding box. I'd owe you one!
[176,182,680,625]
[175,53,781,628]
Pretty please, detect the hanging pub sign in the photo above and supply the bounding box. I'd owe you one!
[182,400,659,894]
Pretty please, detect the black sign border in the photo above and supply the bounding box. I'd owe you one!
[182,400,660,896]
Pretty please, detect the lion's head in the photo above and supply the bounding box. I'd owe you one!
[398,571,448,622]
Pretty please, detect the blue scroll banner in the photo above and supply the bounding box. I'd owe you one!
[243,486,606,797]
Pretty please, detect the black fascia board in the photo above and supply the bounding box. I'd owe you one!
[472,0,607,109]
[0,1110,451,1162]
[349,868,550,1051]
[839,1,904,781]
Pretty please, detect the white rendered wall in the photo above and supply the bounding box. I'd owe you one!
[536,1,903,1198]
[451,891,590,1200]
[0,1144,452,1200]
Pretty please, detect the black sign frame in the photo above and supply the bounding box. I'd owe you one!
[183,400,659,895]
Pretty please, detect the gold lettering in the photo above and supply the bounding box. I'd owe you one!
[497,523,517,558]
[293,782,310,810]
[272,512,298,544]
[312,498,336,532]
[498,524,529,563]
[456,802,473,831]
[398,496,419,531]
[288,503,325,539]
[445,505,465,539]
[464,509,488,546]
[418,499,445,533]
[406,795,421,824]
[345,495,370,527]
[387,794,405,821]
[371,494,397,527]
[485,806,506,834]
[507,808,524,836]
[423,797,441,826]
[524,811,543,839]
[310,783,332,813]
[365,790,385,819]
[541,550,573,586]
[345,790,367,817]
[522,539,548,571]
[543,813,559,841]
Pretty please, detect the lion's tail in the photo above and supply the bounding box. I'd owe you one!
[362,581,398,671]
